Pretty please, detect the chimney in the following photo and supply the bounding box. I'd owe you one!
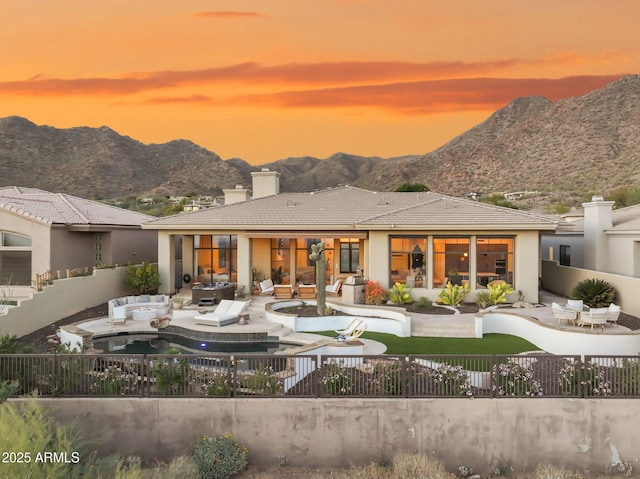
[251,168,280,199]
[582,195,614,271]
[223,184,250,205]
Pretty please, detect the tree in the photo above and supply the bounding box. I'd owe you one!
[478,194,518,209]
[125,262,160,294]
[394,183,430,192]
[309,242,326,315]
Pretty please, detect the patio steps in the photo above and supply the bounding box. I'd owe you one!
[268,325,293,338]
[410,314,477,338]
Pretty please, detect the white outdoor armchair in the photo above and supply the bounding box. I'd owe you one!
[577,307,608,331]
[551,302,577,326]
[607,304,621,327]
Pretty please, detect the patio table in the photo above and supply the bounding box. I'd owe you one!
[132,307,157,321]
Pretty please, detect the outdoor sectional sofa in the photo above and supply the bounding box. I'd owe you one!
[108,294,170,324]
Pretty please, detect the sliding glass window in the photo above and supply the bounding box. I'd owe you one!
[476,237,514,287]
[194,235,237,284]
[390,237,426,286]
[433,237,470,287]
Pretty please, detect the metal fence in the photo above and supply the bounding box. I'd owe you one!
[2,353,640,398]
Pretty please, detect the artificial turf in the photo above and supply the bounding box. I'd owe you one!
[314,331,540,355]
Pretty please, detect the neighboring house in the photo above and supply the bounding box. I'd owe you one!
[542,196,640,277]
[0,186,158,286]
[144,170,560,302]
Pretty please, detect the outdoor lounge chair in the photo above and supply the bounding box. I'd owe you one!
[274,284,295,299]
[577,307,608,331]
[326,279,343,296]
[258,279,275,295]
[298,284,317,299]
[334,318,363,336]
[339,324,368,343]
[551,302,577,326]
[607,303,621,327]
[194,300,250,327]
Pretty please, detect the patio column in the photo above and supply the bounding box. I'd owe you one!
[237,233,251,295]
[157,232,175,294]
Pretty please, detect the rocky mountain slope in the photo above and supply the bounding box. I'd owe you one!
[0,75,638,206]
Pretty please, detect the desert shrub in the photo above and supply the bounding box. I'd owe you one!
[321,361,353,395]
[415,296,432,309]
[365,280,387,305]
[239,365,283,395]
[437,282,470,306]
[203,373,231,397]
[534,463,584,479]
[0,380,18,402]
[392,453,457,479]
[388,282,412,304]
[374,361,405,396]
[493,360,542,397]
[0,399,99,478]
[88,365,140,396]
[125,262,160,295]
[558,360,611,397]
[192,433,248,479]
[152,356,191,395]
[571,278,617,308]
[431,364,472,397]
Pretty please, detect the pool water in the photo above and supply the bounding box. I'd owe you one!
[92,333,295,355]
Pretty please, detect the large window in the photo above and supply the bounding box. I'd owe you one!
[390,237,426,285]
[295,238,334,285]
[433,237,470,287]
[476,237,514,287]
[0,231,32,285]
[340,239,360,274]
[194,235,237,284]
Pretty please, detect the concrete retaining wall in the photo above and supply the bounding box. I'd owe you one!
[15,397,640,474]
[0,267,129,338]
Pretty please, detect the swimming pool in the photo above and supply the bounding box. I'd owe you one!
[92,333,297,355]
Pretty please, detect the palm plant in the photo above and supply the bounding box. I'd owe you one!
[571,278,617,308]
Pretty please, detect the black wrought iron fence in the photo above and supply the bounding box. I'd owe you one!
[2,353,640,399]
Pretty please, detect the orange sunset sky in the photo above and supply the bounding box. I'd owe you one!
[1,1,638,164]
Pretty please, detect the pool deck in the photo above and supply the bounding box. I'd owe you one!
[67,290,630,356]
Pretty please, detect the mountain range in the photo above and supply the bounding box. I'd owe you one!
[0,75,638,209]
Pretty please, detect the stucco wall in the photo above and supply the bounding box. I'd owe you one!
[0,266,129,337]
[1,209,51,282]
[541,260,640,318]
[16,397,640,474]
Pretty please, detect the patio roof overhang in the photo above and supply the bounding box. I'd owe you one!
[245,230,368,239]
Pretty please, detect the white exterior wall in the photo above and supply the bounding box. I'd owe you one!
[583,200,614,271]
[540,233,585,268]
[367,231,389,287]
[607,235,637,277]
[515,230,542,303]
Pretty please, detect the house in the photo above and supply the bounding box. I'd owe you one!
[0,186,158,286]
[542,196,640,277]
[143,170,560,302]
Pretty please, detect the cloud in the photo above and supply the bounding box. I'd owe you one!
[227,75,628,114]
[0,59,522,96]
[0,59,627,115]
[194,11,267,19]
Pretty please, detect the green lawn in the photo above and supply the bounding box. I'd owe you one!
[314,331,540,355]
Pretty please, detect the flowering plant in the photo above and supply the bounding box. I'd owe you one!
[492,360,542,397]
[365,280,387,305]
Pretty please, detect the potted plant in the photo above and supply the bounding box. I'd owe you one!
[172,296,184,310]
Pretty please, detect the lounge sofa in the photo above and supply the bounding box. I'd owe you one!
[108,294,170,324]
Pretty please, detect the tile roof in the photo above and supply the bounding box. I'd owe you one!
[145,186,559,230]
[0,186,155,226]
[560,203,640,234]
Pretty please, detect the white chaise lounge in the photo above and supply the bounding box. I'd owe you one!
[194,300,251,327]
